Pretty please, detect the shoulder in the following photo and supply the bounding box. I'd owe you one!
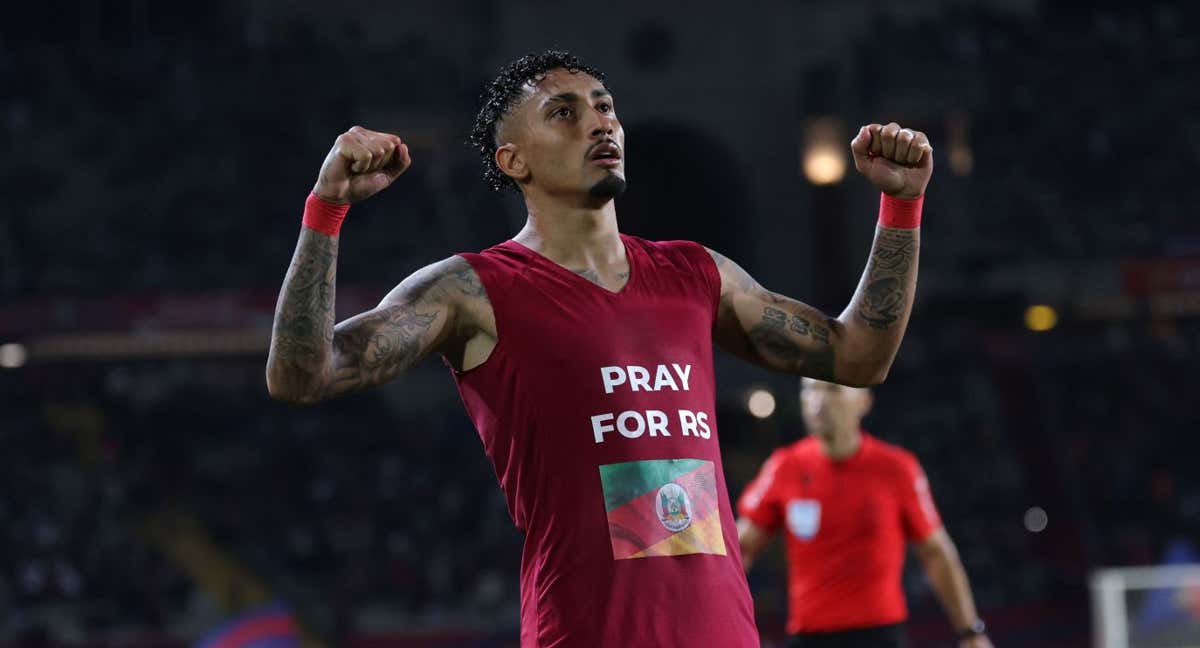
[393,255,482,294]
[631,236,704,253]
[747,442,814,503]
[789,436,820,457]
[627,236,713,268]
[628,237,722,307]
[696,245,759,297]
[378,255,491,319]
[742,445,793,509]
[752,446,790,483]
[865,435,923,477]
[762,438,812,473]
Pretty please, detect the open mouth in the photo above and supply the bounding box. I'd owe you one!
[588,142,622,164]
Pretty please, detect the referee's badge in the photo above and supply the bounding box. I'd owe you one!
[787,499,821,541]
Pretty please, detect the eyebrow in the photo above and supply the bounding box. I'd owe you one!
[541,89,612,107]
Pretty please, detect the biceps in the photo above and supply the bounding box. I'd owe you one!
[329,301,449,393]
[716,290,841,379]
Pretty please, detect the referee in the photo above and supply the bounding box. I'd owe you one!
[737,378,992,648]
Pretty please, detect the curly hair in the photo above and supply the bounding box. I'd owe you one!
[469,50,609,193]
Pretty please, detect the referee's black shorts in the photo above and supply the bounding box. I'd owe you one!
[786,623,906,648]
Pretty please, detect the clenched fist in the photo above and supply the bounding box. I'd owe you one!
[313,126,412,205]
[850,123,932,199]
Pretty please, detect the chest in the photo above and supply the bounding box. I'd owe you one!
[501,274,714,379]
[778,461,900,541]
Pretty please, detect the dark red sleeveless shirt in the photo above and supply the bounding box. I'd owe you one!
[452,234,758,648]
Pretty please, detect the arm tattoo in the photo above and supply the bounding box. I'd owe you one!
[452,267,489,299]
[269,235,481,400]
[745,305,836,380]
[710,248,837,380]
[327,258,490,392]
[327,261,475,392]
[709,224,918,384]
[856,228,917,330]
[329,305,439,392]
[270,228,339,372]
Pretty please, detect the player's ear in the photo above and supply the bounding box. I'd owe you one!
[495,143,530,184]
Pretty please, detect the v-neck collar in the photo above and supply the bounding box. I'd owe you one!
[506,234,636,297]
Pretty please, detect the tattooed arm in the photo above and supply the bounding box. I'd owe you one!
[266,242,489,404]
[709,226,918,385]
[266,125,494,404]
[710,122,931,386]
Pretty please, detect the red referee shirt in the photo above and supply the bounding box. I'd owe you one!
[737,432,942,634]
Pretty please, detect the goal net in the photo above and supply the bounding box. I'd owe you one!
[1091,565,1200,648]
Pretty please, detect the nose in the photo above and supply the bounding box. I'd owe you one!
[590,113,617,139]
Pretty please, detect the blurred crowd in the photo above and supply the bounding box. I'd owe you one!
[3,1,1198,646]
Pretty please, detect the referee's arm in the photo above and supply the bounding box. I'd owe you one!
[913,529,992,647]
[736,517,774,572]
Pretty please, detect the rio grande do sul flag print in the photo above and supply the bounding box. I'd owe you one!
[598,458,726,560]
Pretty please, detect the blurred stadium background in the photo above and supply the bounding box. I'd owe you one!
[3,0,1199,646]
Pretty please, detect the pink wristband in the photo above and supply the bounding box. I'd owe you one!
[302,192,350,236]
[878,193,923,229]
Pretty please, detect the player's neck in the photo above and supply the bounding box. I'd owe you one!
[820,429,863,460]
[514,196,623,268]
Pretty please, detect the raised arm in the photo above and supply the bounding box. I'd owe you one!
[266,126,489,404]
[710,122,931,387]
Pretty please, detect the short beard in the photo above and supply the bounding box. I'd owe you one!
[588,174,627,200]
